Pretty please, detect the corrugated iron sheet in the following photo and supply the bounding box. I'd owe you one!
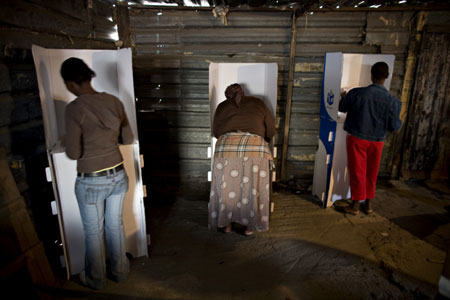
[130,9,411,187]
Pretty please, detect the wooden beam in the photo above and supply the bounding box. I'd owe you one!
[280,10,297,181]
[391,11,427,178]
[114,4,132,47]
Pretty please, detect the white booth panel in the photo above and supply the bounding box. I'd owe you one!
[208,63,278,174]
[342,54,395,91]
[209,63,277,126]
[32,46,139,150]
[32,46,147,276]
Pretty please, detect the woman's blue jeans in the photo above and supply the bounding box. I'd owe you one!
[75,168,130,290]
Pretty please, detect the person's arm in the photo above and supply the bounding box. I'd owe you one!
[264,105,276,142]
[119,102,134,145]
[212,104,223,138]
[387,97,402,132]
[338,91,350,113]
[65,103,83,160]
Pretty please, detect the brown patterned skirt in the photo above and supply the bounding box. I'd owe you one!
[209,132,273,232]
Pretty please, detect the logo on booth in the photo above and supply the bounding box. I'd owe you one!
[327,90,334,106]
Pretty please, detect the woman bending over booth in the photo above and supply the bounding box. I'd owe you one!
[209,83,276,236]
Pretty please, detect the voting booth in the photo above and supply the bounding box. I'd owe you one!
[32,46,148,277]
[208,63,278,208]
[312,53,395,208]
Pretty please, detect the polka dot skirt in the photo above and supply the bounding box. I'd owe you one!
[209,157,271,232]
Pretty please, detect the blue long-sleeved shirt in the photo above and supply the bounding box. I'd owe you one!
[338,83,402,142]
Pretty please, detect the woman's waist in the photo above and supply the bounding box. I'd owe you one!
[76,148,123,173]
[214,131,272,159]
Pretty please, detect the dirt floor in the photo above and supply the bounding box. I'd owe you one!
[40,179,450,300]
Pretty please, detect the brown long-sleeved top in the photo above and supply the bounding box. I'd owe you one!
[65,92,134,173]
[213,96,276,142]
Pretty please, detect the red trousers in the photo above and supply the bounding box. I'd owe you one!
[346,134,384,201]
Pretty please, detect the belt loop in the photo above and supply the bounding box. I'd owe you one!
[81,173,85,179]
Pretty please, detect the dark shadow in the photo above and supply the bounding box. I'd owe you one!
[389,213,450,250]
[372,180,450,250]
[54,99,67,140]
[36,285,164,300]
[136,109,180,206]
[6,51,66,278]
[273,181,323,208]
[44,195,438,299]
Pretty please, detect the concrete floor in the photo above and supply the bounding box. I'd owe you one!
[41,179,450,300]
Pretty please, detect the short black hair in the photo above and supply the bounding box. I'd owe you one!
[60,57,95,84]
[371,62,389,80]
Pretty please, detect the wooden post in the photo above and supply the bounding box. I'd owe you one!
[391,11,428,178]
[114,4,132,48]
[0,148,56,288]
[281,11,298,181]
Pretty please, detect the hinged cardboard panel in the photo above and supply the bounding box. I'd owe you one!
[32,46,147,276]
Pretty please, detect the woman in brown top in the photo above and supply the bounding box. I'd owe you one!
[61,57,133,290]
[209,83,276,235]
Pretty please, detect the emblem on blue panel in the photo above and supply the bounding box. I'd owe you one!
[326,90,334,105]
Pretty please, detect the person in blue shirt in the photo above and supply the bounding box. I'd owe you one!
[338,62,402,215]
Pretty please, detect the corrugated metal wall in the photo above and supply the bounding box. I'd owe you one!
[129,8,413,198]
[0,0,117,49]
[402,29,450,178]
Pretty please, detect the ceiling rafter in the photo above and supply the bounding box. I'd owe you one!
[104,0,450,10]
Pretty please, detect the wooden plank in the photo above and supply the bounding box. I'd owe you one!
[137,111,210,128]
[130,9,291,28]
[135,84,208,99]
[297,12,367,26]
[281,11,297,180]
[288,130,319,146]
[287,146,316,162]
[140,143,209,160]
[402,32,450,175]
[296,27,364,43]
[136,98,209,112]
[366,11,414,29]
[92,0,114,18]
[134,27,290,43]
[285,161,315,179]
[391,11,427,178]
[135,42,289,55]
[133,54,289,70]
[0,27,115,50]
[366,31,410,47]
[295,43,378,55]
[27,0,89,21]
[281,114,320,131]
[141,159,210,179]
[115,4,132,47]
[0,0,94,38]
[139,128,211,143]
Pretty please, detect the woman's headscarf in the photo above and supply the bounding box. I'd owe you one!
[225,83,245,107]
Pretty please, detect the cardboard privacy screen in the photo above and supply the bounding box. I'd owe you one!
[208,63,278,180]
[32,45,147,276]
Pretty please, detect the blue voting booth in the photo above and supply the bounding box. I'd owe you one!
[312,53,395,208]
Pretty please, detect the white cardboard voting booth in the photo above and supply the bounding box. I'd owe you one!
[312,53,395,208]
[208,63,278,184]
[32,46,148,277]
